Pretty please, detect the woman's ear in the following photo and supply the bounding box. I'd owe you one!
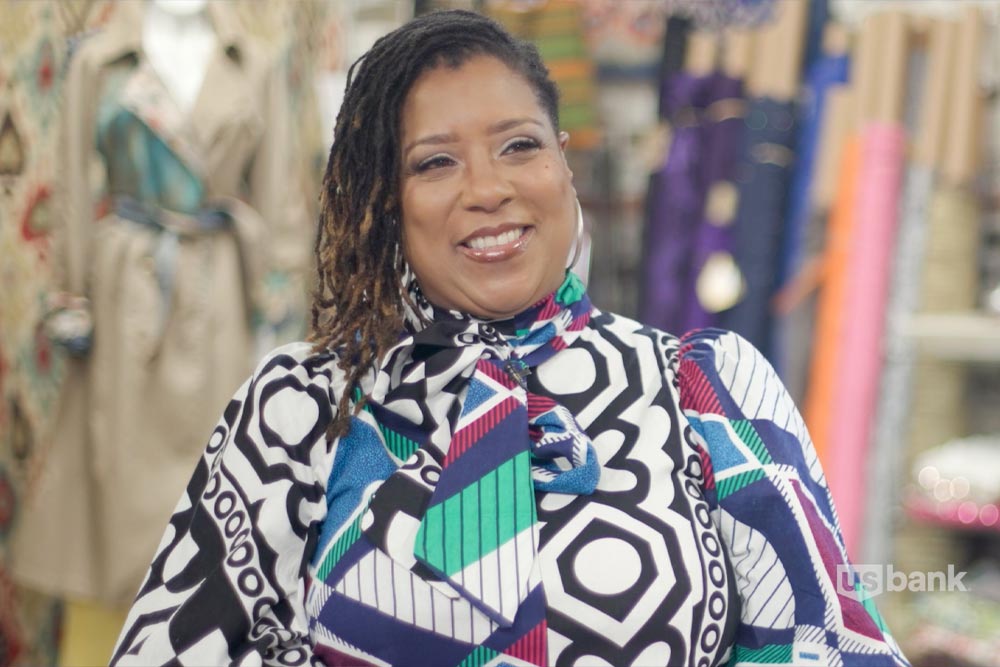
[558,131,573,177]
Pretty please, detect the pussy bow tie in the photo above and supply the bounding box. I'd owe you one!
[361,274,599,627]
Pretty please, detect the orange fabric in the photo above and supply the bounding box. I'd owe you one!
[804,134,860,472]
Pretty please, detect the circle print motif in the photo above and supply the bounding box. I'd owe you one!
[541,502,685,652]
[238,569,264,596]
[573,537,643,596]
[257,374,332,449]
[207,426,227,453]
[278,648,306,665]
[215,491,236,518]
[536,347,596,394]
[261,385,320,445]
[708,591,726,619]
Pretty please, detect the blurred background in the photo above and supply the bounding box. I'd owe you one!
[0,0,998,665]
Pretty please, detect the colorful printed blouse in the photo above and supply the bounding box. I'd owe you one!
[111,278,908,667]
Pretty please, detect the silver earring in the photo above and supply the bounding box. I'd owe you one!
[566,198,585,270]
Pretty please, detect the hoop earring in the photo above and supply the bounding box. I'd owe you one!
[566,198,585,270]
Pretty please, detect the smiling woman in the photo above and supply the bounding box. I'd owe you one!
[111,10,909,667]
[399,55,576,319]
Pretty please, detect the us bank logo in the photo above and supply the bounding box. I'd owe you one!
[835,564,969,597]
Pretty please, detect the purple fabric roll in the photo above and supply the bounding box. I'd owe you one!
[639,72,712,332]
[680,72,745,332]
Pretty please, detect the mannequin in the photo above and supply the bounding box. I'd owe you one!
[10,2,312,664]
[143,0,215,113]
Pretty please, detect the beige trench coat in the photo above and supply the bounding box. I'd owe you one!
[11,2,312,604]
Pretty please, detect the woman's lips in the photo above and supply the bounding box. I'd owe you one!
[459,225,533,262]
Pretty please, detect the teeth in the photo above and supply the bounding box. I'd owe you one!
[467,228,522,250]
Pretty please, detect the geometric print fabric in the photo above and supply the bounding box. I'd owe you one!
[679,329,909,666]
[110,306,909,665]
[304,308,739,667]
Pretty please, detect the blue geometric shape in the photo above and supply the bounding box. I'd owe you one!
[689,417,747,472]
[314,416,396,563]
[461,377,497,418]
[513,321,556,348]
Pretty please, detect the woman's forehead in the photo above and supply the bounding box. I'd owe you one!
[400,56,551,140]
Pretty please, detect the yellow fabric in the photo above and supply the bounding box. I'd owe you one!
[59,599,127,667]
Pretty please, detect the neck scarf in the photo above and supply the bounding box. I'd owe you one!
[356,272,598,627]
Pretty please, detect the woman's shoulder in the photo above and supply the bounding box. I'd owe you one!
[247,341,352,407]
[586,315,771,406]
[586,312,758,378]
[587,307,682,351]
[671,328,804,436]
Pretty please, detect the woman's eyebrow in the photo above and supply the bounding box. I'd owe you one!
[403,118,545,157]
[487,117,544,134]
[404,132,457,157]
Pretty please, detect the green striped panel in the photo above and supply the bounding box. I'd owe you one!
[732,643,794,664]
[732,420,773,464]
[717,468,766,501]
[420,496,445,569]
[415,450,536,576]
[456,644,500,667]
[378,423,420,462]
[352,388,420,462]
[316,515,362,581]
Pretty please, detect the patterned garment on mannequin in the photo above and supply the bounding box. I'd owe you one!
[10,2,311,605]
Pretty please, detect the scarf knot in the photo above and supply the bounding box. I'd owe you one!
[357,273,598,626]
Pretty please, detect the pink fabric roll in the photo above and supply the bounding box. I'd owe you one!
[829,122,907,557]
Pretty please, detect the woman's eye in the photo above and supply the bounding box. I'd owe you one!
[503,138,541,154]
[415,155,455,172]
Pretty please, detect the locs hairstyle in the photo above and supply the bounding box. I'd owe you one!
[310,9,561,437]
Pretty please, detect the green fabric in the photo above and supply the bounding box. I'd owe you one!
[415,451,536,576]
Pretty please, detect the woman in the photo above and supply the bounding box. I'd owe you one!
[112,10,908,667]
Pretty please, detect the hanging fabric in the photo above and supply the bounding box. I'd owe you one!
[680,69,746,332]
[803,9,880,478]
[777,44,849,293]
[774,83,852,406]
[828,11,908,555]
[862,16,958,565]
[718,0,807,355]
[639,51,714,332]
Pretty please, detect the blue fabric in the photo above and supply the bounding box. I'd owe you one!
[778,52,850,288]
[719,97,797,357]
[313,416,396,563]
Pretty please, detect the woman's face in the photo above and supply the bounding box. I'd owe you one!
[399,55,575,320]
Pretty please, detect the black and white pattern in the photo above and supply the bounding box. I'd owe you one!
[112,309,738,666]
[532,312,737,667]
[111,344,340,666]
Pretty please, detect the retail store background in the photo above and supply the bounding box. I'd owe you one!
[0,0,998,665]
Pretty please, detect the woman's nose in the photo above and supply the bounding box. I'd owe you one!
[460,155,514,212]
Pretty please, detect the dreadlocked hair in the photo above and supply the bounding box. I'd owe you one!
[310,9,561,439]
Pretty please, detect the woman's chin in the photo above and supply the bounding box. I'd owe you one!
[464,284,556,320]
[418,264,565,320]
